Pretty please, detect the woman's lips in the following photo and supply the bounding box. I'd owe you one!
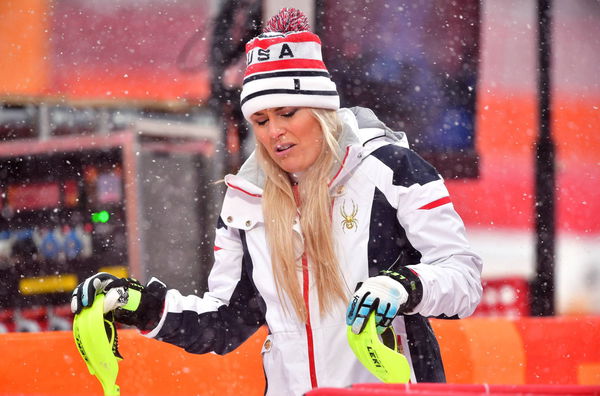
[275,143,295,156]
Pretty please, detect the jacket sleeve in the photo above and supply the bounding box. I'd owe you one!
[399,176,483,318]
[370,144,482,318]
[143,218,266,355]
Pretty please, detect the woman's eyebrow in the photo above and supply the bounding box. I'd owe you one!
[253,107,287,118]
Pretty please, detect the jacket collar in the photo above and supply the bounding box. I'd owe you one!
[224,151,265,196]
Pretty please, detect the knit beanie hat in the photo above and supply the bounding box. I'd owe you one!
[240,8,340,120]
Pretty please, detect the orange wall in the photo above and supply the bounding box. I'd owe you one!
[0,0,210,103]
[446,90,600,234]
[0,0,49,96]
[1,317,599,395]
[433,316,600,386]
[0,327,268,396]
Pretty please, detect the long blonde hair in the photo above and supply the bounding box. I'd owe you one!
[256,108,348,322]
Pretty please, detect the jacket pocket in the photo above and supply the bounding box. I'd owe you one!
[261,335,289,395]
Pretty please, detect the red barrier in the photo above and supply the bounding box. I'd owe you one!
[307,383,600,395]
[354,383,600,394]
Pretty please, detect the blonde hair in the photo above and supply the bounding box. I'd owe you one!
[257,108,348,322]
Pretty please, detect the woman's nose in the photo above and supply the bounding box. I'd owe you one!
[267,120,286,139]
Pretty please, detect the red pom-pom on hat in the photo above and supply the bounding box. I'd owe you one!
[263,7,310,33]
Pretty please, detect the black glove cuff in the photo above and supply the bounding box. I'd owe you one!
[380,267,423,313]
[113,279,167,331]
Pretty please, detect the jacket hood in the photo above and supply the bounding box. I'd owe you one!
[227,107,409,192]
[339,106,408,154]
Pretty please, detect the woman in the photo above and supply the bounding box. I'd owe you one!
[71,8,482,395]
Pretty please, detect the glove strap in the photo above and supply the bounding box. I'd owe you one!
[122,288,142,311]
[114,279,167,331]
[381,267,423,312]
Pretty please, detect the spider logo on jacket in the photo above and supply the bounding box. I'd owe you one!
[340,200,359,232]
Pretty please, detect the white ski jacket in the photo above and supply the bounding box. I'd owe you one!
[145,107,483,396]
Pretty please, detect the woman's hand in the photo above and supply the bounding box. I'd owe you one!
[346,268,423,335]
[71,272,120,314]
[72,273,168,331]
[346,275,409,335]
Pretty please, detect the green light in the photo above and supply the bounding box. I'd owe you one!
[91,210,110,223]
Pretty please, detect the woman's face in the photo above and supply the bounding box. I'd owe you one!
[250,107,323,174]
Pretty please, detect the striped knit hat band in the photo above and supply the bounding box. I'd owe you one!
[240,9,340,120]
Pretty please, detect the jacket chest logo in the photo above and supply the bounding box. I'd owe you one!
[340,200,359,232]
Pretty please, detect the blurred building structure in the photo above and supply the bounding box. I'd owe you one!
[0,0,223,331]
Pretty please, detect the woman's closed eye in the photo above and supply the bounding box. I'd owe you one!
[252,108,297,126]
[281,109,297,118]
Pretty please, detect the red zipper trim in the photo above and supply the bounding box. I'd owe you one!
[328,146,351,187]
[302,254,318,389]
[292,184,318,389]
